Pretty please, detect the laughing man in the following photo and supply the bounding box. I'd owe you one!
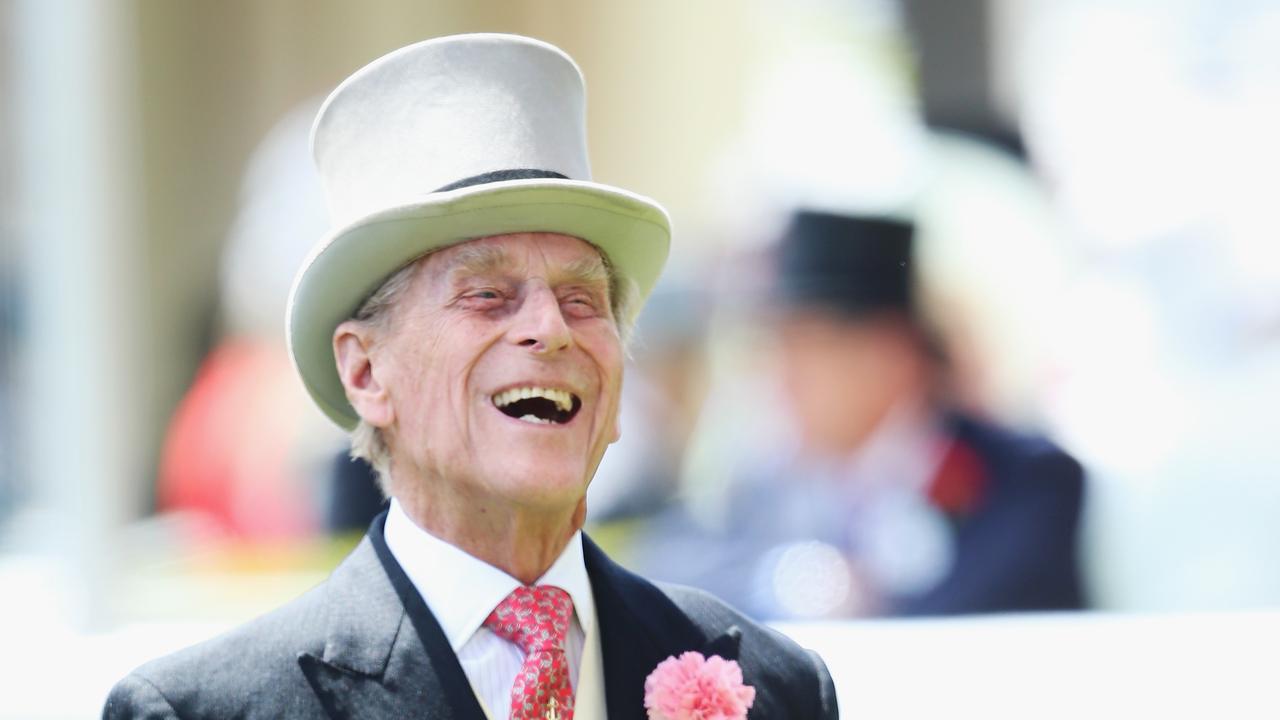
[104,34,838,720]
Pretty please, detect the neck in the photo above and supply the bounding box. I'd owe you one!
[391,483,585,585]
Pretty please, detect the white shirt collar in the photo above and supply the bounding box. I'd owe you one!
[383,498,596,653]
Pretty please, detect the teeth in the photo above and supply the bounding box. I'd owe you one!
[519,414,550,425]
[550,389,571,412]
[493,386,574,412]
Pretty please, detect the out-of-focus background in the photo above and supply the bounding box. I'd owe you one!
[3,0,1280,717]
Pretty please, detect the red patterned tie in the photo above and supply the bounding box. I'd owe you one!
[484,585,575,720]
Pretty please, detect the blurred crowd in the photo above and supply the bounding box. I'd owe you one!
[154,101,1089,620]
[5,0,1280,624]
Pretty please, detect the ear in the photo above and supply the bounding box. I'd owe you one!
[333,320,394,428]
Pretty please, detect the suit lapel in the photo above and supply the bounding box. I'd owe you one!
[584,536,741,720]
[297,513,488,720]
[298,521,741,719]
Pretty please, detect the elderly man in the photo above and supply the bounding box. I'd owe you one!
[103,34,837,720]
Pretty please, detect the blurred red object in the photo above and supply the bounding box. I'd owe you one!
[158,339,316,542]
[927,437,987,517]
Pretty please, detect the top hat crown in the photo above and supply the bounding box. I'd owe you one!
[313,33,593,227]
[775,209,916,316]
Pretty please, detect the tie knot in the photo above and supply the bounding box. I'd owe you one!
[484,585,574,655]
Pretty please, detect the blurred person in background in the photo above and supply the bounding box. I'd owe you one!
[706,209,1087,619]
[106,34,837,719]
[156,99,379,544]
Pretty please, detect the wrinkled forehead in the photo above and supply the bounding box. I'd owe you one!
[432,232,611,284]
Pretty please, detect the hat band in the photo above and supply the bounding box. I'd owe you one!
[435,168,569,193]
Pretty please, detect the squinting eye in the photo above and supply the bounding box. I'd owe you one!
[562,297,602,318]
[458,289,504,308]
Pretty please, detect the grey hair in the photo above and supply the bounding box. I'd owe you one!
[346,258,421,493]
[346,241,639,494]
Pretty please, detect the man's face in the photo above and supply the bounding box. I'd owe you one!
[775,309,920,455]
[370,232,624,512]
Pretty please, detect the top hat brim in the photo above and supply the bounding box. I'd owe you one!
[287,178,670,430]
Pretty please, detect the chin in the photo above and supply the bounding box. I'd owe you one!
[484,455,590,508]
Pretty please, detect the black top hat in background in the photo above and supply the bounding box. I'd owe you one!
[773,210,917,318]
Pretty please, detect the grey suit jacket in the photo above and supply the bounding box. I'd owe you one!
[103,513,838,719]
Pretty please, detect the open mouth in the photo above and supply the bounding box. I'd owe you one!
[492,386,582,425]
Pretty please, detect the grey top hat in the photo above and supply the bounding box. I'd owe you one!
[287,34,672,429]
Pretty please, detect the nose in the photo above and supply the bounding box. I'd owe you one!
[509,284,572,354]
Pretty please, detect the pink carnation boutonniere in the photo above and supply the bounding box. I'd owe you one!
[643,650,756,720]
